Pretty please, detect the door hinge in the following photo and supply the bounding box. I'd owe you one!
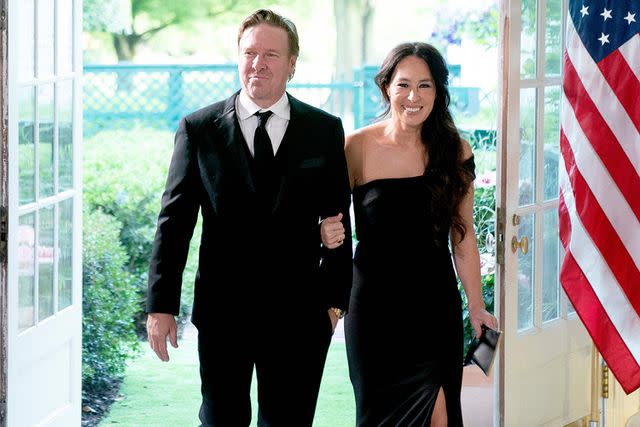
[495,206,506,266]
[0,206,6,262]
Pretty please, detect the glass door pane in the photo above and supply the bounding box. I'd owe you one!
[36,0,54,78]
[544,0,563,76]
[18,213,36,331]
[520,0,537,78]
[18,0,35,81]
[543,86,560,201]
[38,205,54,320]
[58,199,73,309]
[19,87,36,204]
[38,84,54,198]
[57,80,73,191]
[542,209,559,322]
[517,213,535,331]
[57,0,74,74]
[519,88,536,206]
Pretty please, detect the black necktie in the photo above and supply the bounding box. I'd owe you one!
[253,111,276,203]
[253,110,274,168]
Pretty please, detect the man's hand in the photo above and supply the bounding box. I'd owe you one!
[147,312,178,362]
[320,213,345,249]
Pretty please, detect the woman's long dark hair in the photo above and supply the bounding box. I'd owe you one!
[375,42,474,244]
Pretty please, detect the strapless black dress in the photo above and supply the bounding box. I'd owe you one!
[345,158,475,426]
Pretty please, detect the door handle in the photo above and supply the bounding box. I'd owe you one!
[511,235,529,254]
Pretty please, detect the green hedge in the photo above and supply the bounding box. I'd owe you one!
[83,128,200,335]
[82,209,139,391]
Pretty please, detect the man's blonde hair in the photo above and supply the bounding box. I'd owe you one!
[237,9,300,57]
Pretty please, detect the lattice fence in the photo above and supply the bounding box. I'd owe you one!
[83,64,487,137]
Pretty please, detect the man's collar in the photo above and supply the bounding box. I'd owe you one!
[237,91,290,121]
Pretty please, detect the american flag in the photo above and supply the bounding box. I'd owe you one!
[559,0,640,394]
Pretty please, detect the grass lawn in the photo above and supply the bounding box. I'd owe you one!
[100,337,356,426]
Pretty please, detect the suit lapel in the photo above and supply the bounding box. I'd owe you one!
[213,93,256,193]
[272,94,306,213]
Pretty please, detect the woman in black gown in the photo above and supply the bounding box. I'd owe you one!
[320,42,498,426]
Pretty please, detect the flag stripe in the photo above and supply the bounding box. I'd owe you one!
[598,48,640,133]
[561,92,640,264]
[561,0,640,395]
[559,129,640,313]
[560,251,640,395]
[618,33,640,81]
[559,164,640,366]
[565,18,640,175]
[563,56,640,223]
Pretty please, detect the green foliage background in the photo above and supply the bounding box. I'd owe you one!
[82,209,139,390]
[82,127,200,378]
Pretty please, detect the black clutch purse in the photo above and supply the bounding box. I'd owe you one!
[463,324,501,376]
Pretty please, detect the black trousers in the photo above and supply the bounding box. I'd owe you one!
[196,308,333,427]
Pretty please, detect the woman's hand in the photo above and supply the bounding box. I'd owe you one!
[469,306,498,338]
[320,213,345,249]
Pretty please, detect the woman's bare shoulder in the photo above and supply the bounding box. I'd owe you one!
[346,122,384,148]
[460,138,473,161]
[345,123,385,183]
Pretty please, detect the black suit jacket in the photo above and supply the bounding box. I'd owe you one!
[146,91,353,327]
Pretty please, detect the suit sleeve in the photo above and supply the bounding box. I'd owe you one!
[319,117,353,311]
[146,117,201,315]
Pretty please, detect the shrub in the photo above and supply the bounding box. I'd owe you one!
[82,209,139,391]
[83,128,200,334]
[474,185,496,254]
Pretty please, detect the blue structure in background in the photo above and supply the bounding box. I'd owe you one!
[83,64,483,138]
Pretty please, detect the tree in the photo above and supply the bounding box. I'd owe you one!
[333,0,376,82]
[84,0,278,62]
[426,5,500,54]
[84,0,131,34]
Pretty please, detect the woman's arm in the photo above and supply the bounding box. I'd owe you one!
[452,141,498,337]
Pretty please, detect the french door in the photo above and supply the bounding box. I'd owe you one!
[4,0,83,425]
[497,0,593,425]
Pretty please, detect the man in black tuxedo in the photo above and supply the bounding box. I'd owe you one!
[145,8,353,427]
